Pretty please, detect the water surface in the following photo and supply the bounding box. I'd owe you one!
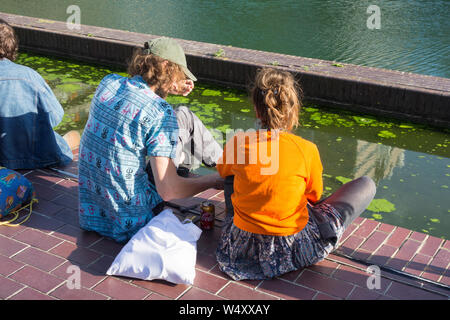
[3,0,450,78]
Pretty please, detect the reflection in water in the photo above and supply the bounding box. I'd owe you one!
[353,141,405,184]
[2,0,450,77]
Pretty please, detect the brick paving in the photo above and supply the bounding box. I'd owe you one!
[0,152,449,300]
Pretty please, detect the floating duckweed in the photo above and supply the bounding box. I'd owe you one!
[224,97,241,102]
[377,130,396,138]
[240,109,251,113]
[201,89,222,96]
[166,96,190,105]
[441,185,448,189]
[335,176,352,184]
[367,199,396,213]
[430,218,440,223]
[372,213,383,220]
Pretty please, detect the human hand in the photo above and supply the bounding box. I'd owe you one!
[170,79,194,96]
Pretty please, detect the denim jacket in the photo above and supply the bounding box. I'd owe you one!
[0,58,72,169]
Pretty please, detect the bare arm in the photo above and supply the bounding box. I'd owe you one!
[149,156,223,201]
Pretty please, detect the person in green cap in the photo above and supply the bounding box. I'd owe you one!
[78,37,223,243]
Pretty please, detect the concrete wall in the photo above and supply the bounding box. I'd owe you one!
[1,12,449,128]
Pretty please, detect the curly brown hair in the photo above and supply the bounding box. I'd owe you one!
[251,68,302,132]
[127,45,186,98]
[0,19,18,61]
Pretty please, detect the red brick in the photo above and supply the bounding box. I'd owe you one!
[259,278,316,300]
[145,292,171,300]
[359,231,389,252]
[419,236,443,257]
[51,261,107,289]
[425,249,449,277]
[347,286,382,300]
[50,284,108,300]
[352,217,365,226]
[353,219,379,238]
[195,252,218,272]
[443,240,450,251]
[0,222,26,237]
[218,282,277,300]
[0,234,28,257]
[193,269,228,294]
[25,171,63,187]
[9,265,64,293]
[0,254,25,276]
[93,277,150,300]
[51,193,79,209]
[314,293,340,300]
[33,199,65,217]
[421,271,441,282]
[385,227,410,247]
[0,275,24,299]
[21,212,66,234]
[306,259,339,277]
[144,293,173,300]
[52,179,79,194]
[386,281,446,300]
[87,255,115,274]
[404,253,432,276]
[34,183,61,201]
[13,247,65,272]
[8,287,56,300]
[409,231,427,242]
[278,268,302,282]
[332,265,390,295]
[89,238,124,257]
[54,208,79,226]
[338,235,365,256]
[179,287,224,300]
[351,249,372,262]
[387,239,421,271]
[296,269,354,299]
[340,223,357,243]
[49,241,102,266]
[13,228,63,251]
[132,279,190,299]
[377,223,395,234]
[370,244,397,266]
[50,224,102,247]
[196,188,221,200]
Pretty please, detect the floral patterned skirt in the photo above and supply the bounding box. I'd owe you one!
[215,203,344,281]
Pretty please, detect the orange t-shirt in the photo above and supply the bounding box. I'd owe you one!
[216,130,323,236]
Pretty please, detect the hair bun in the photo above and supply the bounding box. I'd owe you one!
[144,42,150,49]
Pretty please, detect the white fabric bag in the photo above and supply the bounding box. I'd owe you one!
[106,208,202,285]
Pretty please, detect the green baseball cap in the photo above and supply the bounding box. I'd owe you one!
[144,37,197,81]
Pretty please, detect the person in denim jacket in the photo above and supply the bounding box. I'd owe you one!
[0,19,79,170]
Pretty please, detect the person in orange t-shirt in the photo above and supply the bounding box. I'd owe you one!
[215,68,376,280]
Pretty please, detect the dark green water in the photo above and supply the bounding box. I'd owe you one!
[16,52,450,239]
[2,0,450,78]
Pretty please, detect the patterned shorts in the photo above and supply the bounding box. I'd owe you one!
[215,203,344,281]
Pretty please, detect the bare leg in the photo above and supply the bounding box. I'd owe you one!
[319,176,376,228]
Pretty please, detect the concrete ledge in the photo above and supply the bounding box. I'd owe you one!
[1,12,449,128]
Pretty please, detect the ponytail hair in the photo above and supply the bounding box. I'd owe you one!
[251,68,302,132]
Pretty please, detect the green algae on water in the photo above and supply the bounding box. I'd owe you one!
[367,199,396,213]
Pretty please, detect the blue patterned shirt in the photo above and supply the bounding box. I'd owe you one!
[78,74,178,243]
